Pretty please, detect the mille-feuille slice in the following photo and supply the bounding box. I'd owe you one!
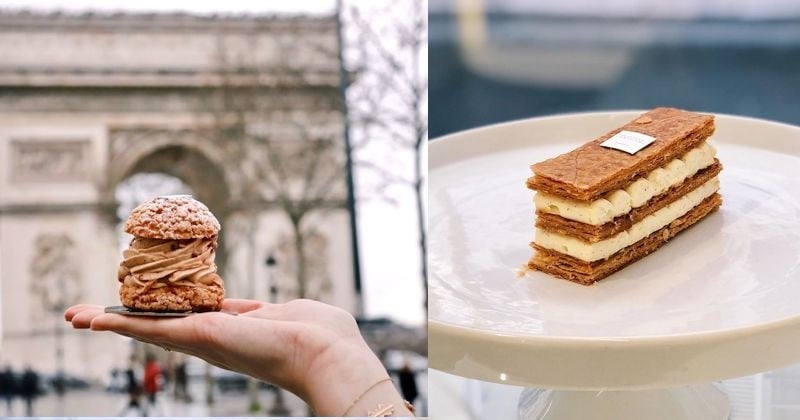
[526,107,722,285]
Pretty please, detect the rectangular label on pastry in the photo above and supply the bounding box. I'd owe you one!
[600,130,656,155]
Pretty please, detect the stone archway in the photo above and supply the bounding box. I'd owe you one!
[106,128,236,202]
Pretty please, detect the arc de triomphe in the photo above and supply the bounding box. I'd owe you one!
[0,12,357,379]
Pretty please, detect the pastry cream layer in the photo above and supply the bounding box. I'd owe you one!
[535,177,719,262]
[118,237,221,290]
[534,142,717,225]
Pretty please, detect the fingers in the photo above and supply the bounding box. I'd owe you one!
[220,299,264,314]
[240,302,297,321]
[88,311,250,349]
[66,308,205,357]
[90,314,218,358]
[96,311,291,353]
[70,307,106,329]
[65,304,102,321]
[89,313,198,345]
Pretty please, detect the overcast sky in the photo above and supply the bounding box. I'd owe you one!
[0,0,426,327]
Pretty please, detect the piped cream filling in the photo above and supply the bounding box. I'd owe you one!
[118,237,221,291]
[534,142,717,225]
[534,177,719,262]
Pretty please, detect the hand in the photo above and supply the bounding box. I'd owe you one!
[65,299,412,416]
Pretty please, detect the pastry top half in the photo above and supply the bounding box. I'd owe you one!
[527,107,715,201]
[124,195,220,240]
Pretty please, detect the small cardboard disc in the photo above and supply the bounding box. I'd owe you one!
[104,305,193,317]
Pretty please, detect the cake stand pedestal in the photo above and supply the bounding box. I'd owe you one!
[429,111,800,420]
[517,386,728,420]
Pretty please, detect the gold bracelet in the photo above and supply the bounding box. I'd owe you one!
[404,400,417,416]
[367,400,416,417]
[341,377,392,417]
[368,403,395,416]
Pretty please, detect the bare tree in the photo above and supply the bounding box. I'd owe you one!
[343,0,429,305]
[204,3,429,307]
[207,23,347,301]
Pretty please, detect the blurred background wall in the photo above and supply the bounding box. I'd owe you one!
[430,0,800,138]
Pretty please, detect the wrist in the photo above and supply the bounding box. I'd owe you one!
[345,377,415,417]
[302,339,398,416]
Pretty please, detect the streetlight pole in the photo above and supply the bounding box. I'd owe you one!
[336,0,364,316]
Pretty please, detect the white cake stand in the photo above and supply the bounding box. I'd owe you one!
[429,111,800,420]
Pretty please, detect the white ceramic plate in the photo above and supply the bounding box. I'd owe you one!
[429,111,800,390]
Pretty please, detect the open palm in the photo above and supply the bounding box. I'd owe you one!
[65,298,391,416]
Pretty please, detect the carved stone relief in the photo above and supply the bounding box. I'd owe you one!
[11,140,91,183]
[29,233,83,324]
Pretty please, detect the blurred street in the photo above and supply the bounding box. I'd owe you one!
[0,365,427,417]
[2,386,306,417]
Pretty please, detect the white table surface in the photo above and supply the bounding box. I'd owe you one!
[429,364,800,420]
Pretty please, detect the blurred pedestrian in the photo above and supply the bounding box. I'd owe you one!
[174,361,191,402]
[397,358,418,408]
[118,357,144,416]
[0,365,16,416]
[143,355,162,416]
[108,367,120,393]
[18,366,40,417]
